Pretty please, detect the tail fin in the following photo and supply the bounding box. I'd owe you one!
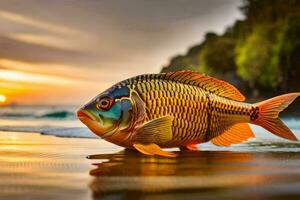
[253,93,300,141]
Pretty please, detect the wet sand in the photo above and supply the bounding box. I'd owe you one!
[1,131,300,200]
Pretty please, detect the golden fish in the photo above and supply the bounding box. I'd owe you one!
[77,71,299,157]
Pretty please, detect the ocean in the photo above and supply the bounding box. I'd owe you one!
[1,105,300,151]
[0,105,95,138]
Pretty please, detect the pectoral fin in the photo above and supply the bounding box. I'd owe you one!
[133,143,177,157]
[132,115,174,144]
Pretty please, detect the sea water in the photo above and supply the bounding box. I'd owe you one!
[0,105,300,152]
[0,105,95,138]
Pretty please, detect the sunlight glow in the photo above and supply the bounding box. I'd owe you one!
[0,94,6,103]
[0,69,73,85]
[0,59,94,80]
[0,58,101,104]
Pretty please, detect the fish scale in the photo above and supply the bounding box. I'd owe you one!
[134,79,251,145]
[208,94,252,139]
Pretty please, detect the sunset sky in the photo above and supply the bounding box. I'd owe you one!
[0,0,243,105]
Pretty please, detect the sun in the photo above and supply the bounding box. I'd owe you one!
[0,94,7,103]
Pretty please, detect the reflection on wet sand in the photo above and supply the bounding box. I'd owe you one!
[88,150,300,200]
[1,131,300,200]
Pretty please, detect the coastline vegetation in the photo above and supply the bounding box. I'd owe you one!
[161,0,300,98]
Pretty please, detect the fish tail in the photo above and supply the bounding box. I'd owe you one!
[252,92,300,141]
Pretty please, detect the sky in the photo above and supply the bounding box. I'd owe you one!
[0,0,243,105]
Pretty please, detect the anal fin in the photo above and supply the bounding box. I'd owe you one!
[211,123,255,146]
[133,143,177,157]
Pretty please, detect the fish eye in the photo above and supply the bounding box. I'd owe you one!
[96,96,113,110]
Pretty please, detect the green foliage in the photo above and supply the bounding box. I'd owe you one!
[162,0,300,97]
[160,55,198,73]
[277,16,300,91]
[235,25,279,88]
[200,36,236,75]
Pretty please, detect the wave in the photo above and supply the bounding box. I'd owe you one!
[0,111,75,119]
[0,126,96,138]
[0,106,76,119]
[37,111,75,119]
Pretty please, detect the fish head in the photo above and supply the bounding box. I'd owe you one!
[77,85,135,139]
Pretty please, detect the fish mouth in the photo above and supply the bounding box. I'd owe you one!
[77,108,112,138]
[77,109,96,121]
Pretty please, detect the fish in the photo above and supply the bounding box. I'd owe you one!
[77,70,300,157]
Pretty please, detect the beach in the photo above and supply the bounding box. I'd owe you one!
[1,131,300,200]
[0,131,102,200]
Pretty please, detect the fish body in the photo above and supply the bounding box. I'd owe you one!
[121,77,252,147]
[78,71,299,157]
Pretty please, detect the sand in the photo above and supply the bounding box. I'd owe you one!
[0,131,300,200]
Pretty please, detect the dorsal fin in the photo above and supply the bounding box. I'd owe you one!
[165,70,245,101]
[211,123,255,146]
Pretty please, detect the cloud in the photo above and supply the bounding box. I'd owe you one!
[7,33,77,50]
[0,10,77,35]
[0,58,100,81]
[0,35,91,64]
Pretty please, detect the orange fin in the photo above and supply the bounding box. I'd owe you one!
[253,93,300,141]
[133,143,177,157]
[211,123,255,146]
[165,70,245,101]
[180,144,199,151]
